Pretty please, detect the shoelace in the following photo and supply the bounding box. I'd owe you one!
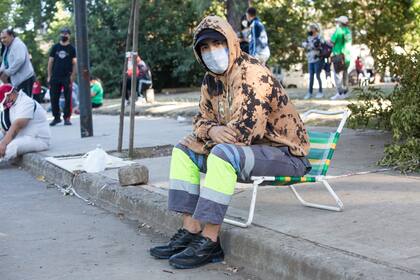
[170,229,187,241]
[188,236,208,250]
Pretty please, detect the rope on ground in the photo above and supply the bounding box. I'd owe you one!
[325,168,392,179]
[49,183,95,206]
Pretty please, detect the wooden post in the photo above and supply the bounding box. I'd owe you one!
[74,0,93,138]
[128,0,140,158]
[117,0,135,152]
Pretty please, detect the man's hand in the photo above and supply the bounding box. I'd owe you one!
[180,135,206,154]
[47,76,51,84]
[208,126,237,144]
[0,141,7,157]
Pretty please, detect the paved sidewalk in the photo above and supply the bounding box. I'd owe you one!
[43,115,190,156]
[94,85,395,126]
[14,114,420,279]
[95,88,350,124]
[0,166,253,280]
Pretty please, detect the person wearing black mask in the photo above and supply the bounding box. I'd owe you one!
[47,27,77,126]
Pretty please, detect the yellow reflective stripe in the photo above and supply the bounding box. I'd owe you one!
[169,147,200,185]
[325,159,331,166]
[309,159,324,165]
[331,143,336,149]
[310,143,331,149]
[204,154,237,196]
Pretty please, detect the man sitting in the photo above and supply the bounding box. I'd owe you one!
[0,84,50,162]
[149,16,311,269]
[90,76,103,108]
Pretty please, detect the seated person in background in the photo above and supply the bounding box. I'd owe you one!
[125,56,140,105]
[137,58,152,101]
[0,84,50,163]
[32,79,43,103]
[90,76,103,108]
[149,16,311,269]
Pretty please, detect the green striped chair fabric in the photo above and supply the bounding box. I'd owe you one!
[273,130,341,185]
[224,110,349,227]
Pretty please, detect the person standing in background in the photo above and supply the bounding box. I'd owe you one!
[302,23,324,99]
[246,7,270,65]
[0,29,35,96]
[330,16,352,100]
[47,27,76,126]
[238,14,250,53]
[355,56,364,83]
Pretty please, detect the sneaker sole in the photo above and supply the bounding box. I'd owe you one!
[149,248,186,260]
[150,252,171,260]
[169,252,224,269]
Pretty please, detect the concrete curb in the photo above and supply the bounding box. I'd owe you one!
[19,153,420,280]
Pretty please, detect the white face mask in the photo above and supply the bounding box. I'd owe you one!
[201,47,229,74]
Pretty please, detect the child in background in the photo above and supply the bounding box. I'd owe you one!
[90,76,103,108]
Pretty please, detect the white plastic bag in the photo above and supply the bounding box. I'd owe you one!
[82,145,108,173]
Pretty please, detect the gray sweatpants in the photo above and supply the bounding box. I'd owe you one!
[168,143,311,224]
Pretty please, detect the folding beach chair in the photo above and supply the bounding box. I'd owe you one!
[223,110,351,228]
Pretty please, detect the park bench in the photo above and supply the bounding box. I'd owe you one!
[224,110,351,228]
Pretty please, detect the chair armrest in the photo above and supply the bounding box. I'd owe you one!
[301,110,351,133]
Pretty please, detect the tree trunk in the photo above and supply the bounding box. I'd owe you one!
[226,0,249,33]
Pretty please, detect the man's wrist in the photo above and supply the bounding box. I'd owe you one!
[207,125,218,139]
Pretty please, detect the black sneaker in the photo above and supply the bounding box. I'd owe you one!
[150,228,199,259]
[64,119,72,126]
[169,235,224,269]
[49,119,61,126]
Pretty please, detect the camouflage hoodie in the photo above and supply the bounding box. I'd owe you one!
[190,16,310,157]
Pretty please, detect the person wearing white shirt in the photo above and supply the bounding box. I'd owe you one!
[0,84,50,162]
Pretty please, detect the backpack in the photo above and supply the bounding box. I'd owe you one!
[332,54,345,72]
[320,42,333,59]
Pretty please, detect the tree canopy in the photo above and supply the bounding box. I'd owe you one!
[0,0,418,96]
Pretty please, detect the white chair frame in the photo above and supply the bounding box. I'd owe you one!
[223,110,350,228]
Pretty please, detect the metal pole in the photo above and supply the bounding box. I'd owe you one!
[128,0,140,158]
[117,0,135,152]
[73,0,93,138]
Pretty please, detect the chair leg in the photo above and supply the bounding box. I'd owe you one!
[223,178,262,228]
[289,179,344,211]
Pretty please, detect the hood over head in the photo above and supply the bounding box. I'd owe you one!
[193,16,241,76]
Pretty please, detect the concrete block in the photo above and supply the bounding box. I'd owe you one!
[118,163,149,186]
